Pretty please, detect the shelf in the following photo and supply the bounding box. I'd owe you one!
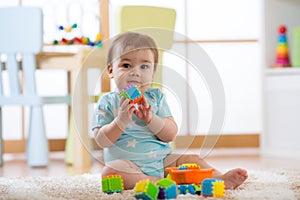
[262,0,300,158]
[266,67,300,76]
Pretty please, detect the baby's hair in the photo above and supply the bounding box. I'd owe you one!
[107,32,159,70]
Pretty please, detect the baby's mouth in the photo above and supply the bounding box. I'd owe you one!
[128,81,141,85]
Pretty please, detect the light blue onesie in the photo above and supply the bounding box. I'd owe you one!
[92,88,172,178]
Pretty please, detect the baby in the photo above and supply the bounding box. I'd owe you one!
[93,31,248,189]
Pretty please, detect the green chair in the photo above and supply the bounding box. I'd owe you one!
[117,6,176,86]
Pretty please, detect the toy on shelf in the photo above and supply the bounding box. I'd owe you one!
[292,27,300,67]
[58,23,78,33]
[53,23,103,47]
[273,25,291,68]
[119,84,143,104]
[156,178,177,199]
[134,179,159,200]
[102,174,124,194]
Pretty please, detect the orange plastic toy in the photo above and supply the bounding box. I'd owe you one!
[165,163,215,184]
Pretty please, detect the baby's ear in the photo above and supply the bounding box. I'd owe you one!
[107,64,114,78]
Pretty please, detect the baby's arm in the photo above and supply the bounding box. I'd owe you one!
[94,96,135,148]
[134,96,178,142]
[150,116,178,142]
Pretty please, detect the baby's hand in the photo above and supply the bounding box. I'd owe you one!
[134,96,152,124]
[116,96,135,130]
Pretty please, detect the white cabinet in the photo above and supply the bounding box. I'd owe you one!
[263,70,300,157]
[262,0,300,157]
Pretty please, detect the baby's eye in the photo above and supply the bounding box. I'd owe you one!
[140,64,149,70]
[122,63,131,68]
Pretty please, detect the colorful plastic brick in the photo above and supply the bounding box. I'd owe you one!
[178,163,199,170]
[134,179,159,200]
[102,174,124,194]
[212,179,225,197]
[156,178,177,199]
[119,84,143,104]
[178,184,190,195]
[177,184,200,195]
[177,184,186,195]
[194,184,202,195]
[165,163,215,184]
[202,178,225,198]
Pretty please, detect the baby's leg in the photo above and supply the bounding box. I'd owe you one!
[101,159,160,189]
[164,154,248,189]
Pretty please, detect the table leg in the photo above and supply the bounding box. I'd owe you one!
[72,63,91,169]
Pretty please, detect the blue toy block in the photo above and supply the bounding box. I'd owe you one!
[202,178,225,198]
[177,184,197,195]
[156,178,177,199]
[178,185,187,195]
[202,178,215,197]
[119,84,143,104]
[187,184,195,194]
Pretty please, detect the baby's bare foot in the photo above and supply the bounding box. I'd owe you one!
[221,168,248,189]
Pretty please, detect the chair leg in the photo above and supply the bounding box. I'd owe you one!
[64,113,74,165]
[27,106,49,167]
[0,107,3,166]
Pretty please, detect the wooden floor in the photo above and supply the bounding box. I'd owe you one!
[1,148,300,177]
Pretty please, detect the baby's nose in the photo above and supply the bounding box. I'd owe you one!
[129,67,140,76]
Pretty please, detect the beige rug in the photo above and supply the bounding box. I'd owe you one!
[0,169,299,200]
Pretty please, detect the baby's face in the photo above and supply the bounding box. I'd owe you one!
[108,49,155,93]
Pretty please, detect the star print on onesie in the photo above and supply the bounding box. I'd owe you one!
[148,151,157,158]
[127,139,137,148]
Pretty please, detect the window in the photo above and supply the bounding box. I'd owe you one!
[110,0,262,135]
[0,0,100,43]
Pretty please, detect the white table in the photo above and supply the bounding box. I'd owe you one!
[36,46,109,169]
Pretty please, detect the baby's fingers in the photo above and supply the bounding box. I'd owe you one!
[129,106,136,115]
[125,102,135,112]
[146,105,152,112]
[134,109,143,118]
[139,96,149,107]
[119,96,125,105]
[120,98,130,109]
